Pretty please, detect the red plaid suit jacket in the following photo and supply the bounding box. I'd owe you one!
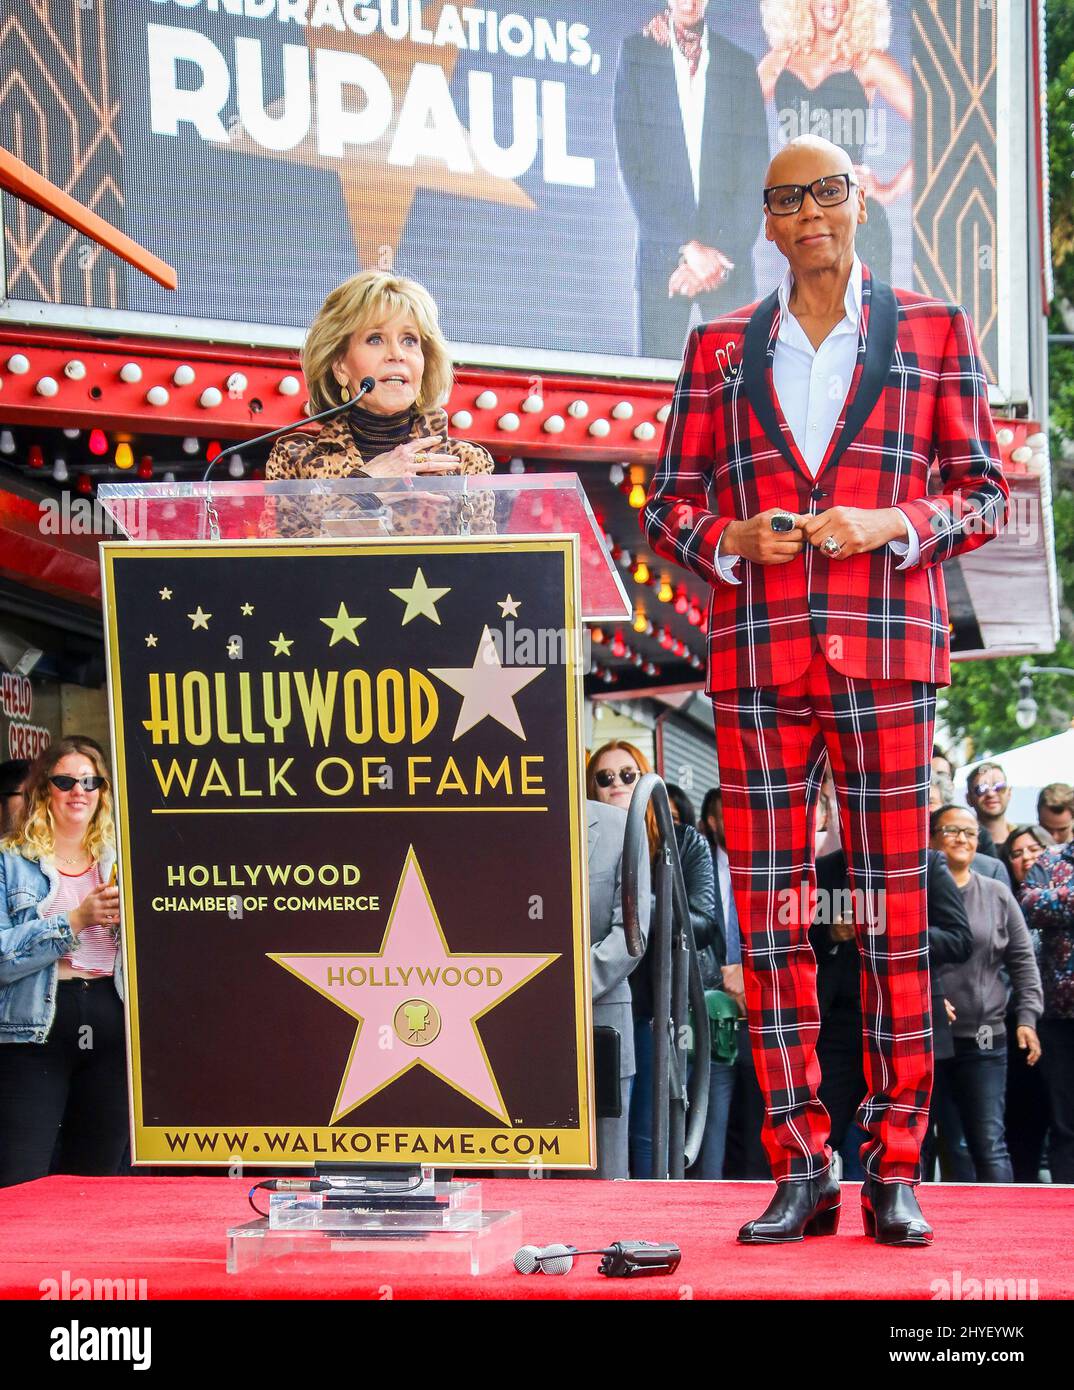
[642,263,1009,693]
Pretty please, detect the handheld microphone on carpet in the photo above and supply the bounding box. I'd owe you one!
[514,1240,682,1278]
[199,375,377,536]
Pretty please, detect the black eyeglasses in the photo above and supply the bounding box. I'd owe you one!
[594,768,639,789]
[763,173,858,216]
[49,775,106,793]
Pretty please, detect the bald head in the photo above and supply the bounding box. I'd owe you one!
[762,135,865,276]
[765,136,854,189]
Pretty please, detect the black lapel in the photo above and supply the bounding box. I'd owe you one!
[742,289,801,476]
[821,274,898,477]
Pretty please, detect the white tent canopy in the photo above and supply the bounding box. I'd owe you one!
[954,728,1074,824]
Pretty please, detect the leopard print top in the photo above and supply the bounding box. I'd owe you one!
[262,406,496,538]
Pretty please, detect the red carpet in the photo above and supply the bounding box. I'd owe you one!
[1,1177,1071,1300]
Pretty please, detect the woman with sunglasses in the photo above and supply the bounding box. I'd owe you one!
[0,738,124,1186]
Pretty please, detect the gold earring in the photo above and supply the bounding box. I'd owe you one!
[339,382,351,402]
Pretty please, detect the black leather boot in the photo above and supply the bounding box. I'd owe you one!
[737,1171,841,1244]
[861,1177,933,1246]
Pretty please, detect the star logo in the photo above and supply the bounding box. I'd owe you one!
[430,626,543,740]
[390,567,451,625]
[240,603,254,616]
[269,848,557,1122]
[158,587,172,601]
[320,601,367,648]
[187,606,211,630]
[270,632,294,656]
[144,634,158,648]
[226,640,241,659]
[497,594,521,618]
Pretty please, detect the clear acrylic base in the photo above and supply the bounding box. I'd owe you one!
[267,1179,482,1231]
[226,1208,522,1277]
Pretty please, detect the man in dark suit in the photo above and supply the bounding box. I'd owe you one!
[613,1,769,360]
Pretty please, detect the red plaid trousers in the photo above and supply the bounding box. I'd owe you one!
[713,644,935,1183]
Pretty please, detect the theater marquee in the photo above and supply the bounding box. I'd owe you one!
[100,535,594,1167]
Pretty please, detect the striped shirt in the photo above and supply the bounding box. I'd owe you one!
[55,864,117,977]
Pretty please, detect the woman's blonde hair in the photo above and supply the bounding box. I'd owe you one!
[586,740,661,864]
[1,737,115,864]
[302,271,454,414]
[760,0,890,65]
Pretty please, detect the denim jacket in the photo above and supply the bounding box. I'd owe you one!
[0,846,122,1043]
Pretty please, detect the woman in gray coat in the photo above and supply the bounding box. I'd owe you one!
[930,806,1044,1182]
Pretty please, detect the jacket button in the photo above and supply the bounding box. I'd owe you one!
[811,487,825,500]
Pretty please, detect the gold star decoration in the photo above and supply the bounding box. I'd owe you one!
[320,601,367,648]
[224,6,536,269]
[270,632,294,657]
[159,587,172,601]
[498,594,521,618]
[240,603,254,616]
[188,606,211,630]
[144,634,158,648]
[390,567,451,625]
[226,640,241,658]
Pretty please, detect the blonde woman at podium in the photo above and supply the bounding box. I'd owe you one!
[266,271,495,537]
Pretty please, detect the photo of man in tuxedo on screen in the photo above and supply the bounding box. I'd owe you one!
[613,1,771,360]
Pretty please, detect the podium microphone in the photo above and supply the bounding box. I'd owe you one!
[201,375,376,485]
[199,375,377,538]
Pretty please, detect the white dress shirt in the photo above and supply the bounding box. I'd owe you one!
[714,254,918,581]
[670,27,709,205]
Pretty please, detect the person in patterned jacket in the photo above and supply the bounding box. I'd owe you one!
[264,271,494,538]
[1022,840,1074,1182]
[643,134,1009,1246]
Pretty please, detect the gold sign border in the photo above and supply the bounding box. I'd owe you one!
[99,534,594,1168]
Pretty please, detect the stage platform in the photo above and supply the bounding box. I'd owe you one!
[1,1177,1070,1300]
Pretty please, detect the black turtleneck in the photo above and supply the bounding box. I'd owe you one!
[347,403,416,463]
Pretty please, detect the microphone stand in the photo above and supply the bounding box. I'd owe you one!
[200,377,376,540]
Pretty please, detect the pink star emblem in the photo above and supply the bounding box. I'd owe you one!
[269,847,558,1123]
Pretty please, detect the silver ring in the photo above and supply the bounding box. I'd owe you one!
[822,536,842,556]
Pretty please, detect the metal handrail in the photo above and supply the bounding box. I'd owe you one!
[621,773,711,1178]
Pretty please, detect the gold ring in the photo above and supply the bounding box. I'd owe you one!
[414,451,429,465]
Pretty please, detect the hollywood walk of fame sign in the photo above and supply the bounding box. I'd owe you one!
[100,535,593,1167]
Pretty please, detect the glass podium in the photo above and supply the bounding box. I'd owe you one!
[98,470,625,1275]
[97,473,631,622]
